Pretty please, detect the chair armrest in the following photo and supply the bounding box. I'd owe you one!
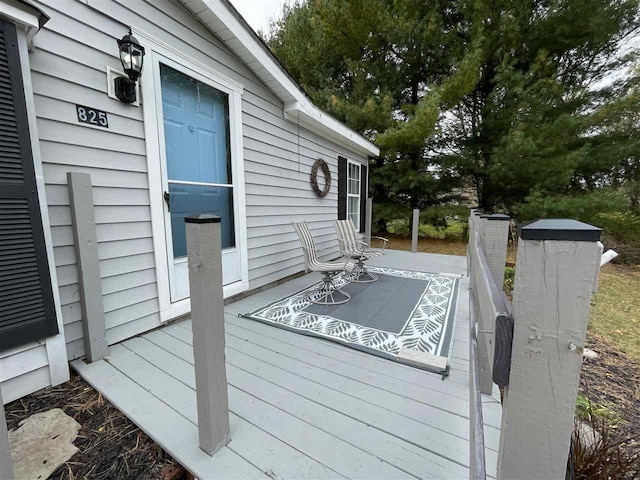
[370,236,389,250]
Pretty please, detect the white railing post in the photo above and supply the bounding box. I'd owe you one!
[185,214,230,456]
[484,214,510,289]
[497,219,602,480]
[67,172,107,363]
[411,208,419,253]
[0,388,13,480]
[365,197,373,246]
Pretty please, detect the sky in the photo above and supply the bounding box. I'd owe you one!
[230,0,289,35]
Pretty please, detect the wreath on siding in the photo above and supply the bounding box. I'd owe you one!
[310,159,332,198]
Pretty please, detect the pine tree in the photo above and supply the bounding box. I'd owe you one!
[266,0,640,217]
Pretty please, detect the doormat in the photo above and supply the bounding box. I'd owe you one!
[241,266,461,374]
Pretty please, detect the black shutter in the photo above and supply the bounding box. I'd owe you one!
[337,156,347,220]
[0,19,58,352]
[359,164,367,233]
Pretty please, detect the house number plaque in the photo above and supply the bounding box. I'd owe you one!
[76,105,109,128]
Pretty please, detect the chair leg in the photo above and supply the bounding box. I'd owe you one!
[307,272,351,305]
[349,257,378,283]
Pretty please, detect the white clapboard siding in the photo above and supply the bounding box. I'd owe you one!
[25,0,368,367]
[0,331,54,404]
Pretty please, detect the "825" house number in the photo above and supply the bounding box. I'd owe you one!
[76,105,109,128]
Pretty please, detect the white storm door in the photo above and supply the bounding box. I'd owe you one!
[158,62,241,302]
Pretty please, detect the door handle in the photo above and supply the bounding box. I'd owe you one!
[164,191,170,212]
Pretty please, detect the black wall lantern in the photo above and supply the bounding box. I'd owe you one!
[115,31,145,104]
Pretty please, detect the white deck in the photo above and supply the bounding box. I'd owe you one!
[73,250,501,479]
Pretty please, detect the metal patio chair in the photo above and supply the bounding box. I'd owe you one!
[292,221,355,305]
[333,219,388,283]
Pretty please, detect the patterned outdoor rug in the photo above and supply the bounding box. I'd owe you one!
[242,266,461,374]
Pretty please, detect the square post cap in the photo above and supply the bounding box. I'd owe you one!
[185,214,221,224]
[517,219,601,241]
[487,213,510,221]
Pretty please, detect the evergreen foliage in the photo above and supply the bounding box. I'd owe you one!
[265,0,640,217]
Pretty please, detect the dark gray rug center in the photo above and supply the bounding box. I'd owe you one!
[243,266,461,373]
[304,275,429,334]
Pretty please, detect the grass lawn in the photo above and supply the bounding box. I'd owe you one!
[589,264,640,363]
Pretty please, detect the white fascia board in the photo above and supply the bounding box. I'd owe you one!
[194,0,380,157]
[0,1,39,41]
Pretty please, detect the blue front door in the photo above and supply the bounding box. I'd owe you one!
[160,63,240,300]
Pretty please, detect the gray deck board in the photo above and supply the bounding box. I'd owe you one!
[71,358,268,479]
[162,321,489,467]
[222,314,471,400]
[123,336,465,479]
[73,250,501,479]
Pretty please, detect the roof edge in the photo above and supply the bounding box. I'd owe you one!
[183,0,380,158]
[0,0,49,41]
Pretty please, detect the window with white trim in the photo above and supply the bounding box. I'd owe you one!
[347,160,360,229]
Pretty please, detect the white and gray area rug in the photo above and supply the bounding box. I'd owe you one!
[243,266,461,373]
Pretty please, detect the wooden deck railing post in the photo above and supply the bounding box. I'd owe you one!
[185,214,230,456]
[497,219,602,480]
[484,214,510,289]
[0,388,14,480]
[467,209,481,275]
[478,214,489,251]
[67,172,107,363]
[469,210,495,394]
[365,197,373,246]
[411,208,419,253]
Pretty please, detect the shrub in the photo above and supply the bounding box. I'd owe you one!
[593,212,640,264]
[386,218,410,235]
[418,223,444,239]
[516,191,640,265]
[515,190,629,223]
[387,218,469,241]
[373,202,410,233]
[374,202,469,234]
[419,205,470,227]
[418,220,468,241]
[593,212,640,247]
[503,267,515,296]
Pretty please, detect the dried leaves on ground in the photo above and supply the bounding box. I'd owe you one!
[5,374,187,480]
[580,334,640,466]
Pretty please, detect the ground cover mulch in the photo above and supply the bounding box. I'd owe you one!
[5,374,189,480]
[580,333,640,459]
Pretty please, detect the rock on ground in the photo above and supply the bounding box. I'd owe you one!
[8,408,80,480]
[583,348,599,360]
[577,419,602,452]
